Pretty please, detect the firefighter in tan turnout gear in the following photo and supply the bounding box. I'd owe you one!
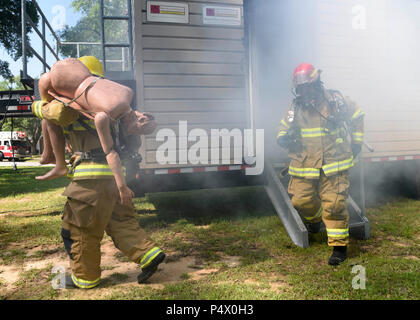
[277,63,365,265]
[60,118,165,288]
[32,57,165,288]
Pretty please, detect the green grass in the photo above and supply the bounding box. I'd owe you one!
[0,167,68,214]
[0,167,419,300]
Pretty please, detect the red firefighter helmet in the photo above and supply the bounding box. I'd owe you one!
[292,63,321,89]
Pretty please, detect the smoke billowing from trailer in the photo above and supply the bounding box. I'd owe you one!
[247,0,420,202]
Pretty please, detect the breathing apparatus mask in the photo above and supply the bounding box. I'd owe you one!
[294,80,323,108]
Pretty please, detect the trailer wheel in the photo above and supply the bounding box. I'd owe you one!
[0,152,3,161]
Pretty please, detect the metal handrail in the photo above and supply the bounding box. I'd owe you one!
[21,0,134,79]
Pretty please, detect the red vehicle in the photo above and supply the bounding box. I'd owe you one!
[0,131,32,162]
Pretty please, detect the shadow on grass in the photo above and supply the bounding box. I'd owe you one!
[135,186,278,266]
[0,167,68,197]
[140,186,276,225]
[0,213,62,247]
[0,210,63,218]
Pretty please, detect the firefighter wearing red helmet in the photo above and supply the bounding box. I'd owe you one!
[277,63,365,265]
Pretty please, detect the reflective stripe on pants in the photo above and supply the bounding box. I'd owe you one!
[289,171,350,246]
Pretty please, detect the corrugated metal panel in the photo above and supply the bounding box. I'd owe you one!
[144,88,246,99]
[135,0,248,169]
[367,132,420,143]
[144,75,245,87]
[145,134,246,149]
[150,111,247,125]
[142,24,244,39]
[365,151,420,158]
[144,99,246,112]
[143,49,244,63]
[367,121,420,132]
[145,147,244,164]
[315,0,420,158]
[151,123,248,133]
[142,37,244,51]
[143,62,243,75]
[141,0,244,9]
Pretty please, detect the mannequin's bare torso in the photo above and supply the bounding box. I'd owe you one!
[48,58,133,120]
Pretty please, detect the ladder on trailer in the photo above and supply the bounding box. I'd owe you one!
[19,0,135,99]
[98,0,134,76]
[264,161,370,248]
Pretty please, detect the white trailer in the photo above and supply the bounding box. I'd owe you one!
[246,0,420,207]
[247,0,420,162]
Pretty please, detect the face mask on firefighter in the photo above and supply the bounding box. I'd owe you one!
[296,82,321,107]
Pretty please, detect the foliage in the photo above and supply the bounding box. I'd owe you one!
[1,117,42,154]
[59,0,130,71]
[0,0,40,79]
[0,181,419,300]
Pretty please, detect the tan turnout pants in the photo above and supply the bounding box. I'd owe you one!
[288,171,350,246]
[61,178,156,286]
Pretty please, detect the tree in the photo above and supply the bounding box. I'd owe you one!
[0,0,40,80]
[59,0,130,71]
[0,76,42,154]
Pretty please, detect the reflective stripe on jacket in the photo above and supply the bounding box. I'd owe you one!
[67,163,126,180]
[32,100,46,119]
[65,119,116,180]
[276,89,364,179]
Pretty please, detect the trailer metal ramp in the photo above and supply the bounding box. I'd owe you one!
[264,161,370,248]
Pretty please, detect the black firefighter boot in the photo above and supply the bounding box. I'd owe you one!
[328,246,347,266]
[138,251,166,284]
[306,221,322,233]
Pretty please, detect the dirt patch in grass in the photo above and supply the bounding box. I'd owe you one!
[0,265,21,291]
[215,276,290,294]
[189,267,220,281]
[0,243,68,296]
[146,254,241,286]
[269,280,290,293]
[23,253,68,272]
[403,255,419,261]
[218,254,241,268]
[151,256,198,286]
[100,241,142,285]
[196,225,210,230]
[1,238,247,298]
[387,236,412,248]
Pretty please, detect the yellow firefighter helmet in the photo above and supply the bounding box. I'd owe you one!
[78,56,104,77]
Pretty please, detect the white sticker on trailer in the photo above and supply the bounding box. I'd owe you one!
[203,6,241,26]
[147,1,189,24]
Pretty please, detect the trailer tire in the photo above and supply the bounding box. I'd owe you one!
[0,152,3,161]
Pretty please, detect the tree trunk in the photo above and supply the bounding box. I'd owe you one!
[31,140,38,155]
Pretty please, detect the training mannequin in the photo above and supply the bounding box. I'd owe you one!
[34,57,156,205]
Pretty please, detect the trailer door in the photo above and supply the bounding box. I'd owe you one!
[133,0,249,169]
